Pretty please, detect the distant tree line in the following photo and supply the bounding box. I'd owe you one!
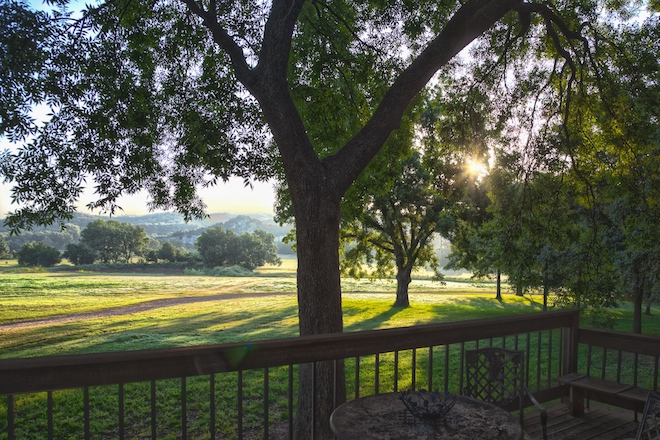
[10,218,280,271]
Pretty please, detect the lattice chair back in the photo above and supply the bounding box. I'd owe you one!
[636,392,660,440]
[464,347,525,407]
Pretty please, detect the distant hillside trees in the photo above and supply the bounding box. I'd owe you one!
[1,225,81,253]
[16,242,61,267]
[0,237,10,259]
[196,227,280,270]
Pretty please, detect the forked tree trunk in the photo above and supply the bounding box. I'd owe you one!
[293,191,346,440]
[394,266,413,307]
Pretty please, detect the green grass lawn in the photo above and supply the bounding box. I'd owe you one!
[2,265,659,359]
[2,263,660,439]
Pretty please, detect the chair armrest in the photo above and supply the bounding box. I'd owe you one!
[525,387,547,440]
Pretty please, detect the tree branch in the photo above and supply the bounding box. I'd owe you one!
[326,0,523,195]
[257,0,306,79]
[179,0,254,84]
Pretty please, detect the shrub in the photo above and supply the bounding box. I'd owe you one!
[16,242,62,267]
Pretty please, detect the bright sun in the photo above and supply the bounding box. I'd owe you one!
[466,158,487,177]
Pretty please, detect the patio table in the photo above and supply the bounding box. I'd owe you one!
[330,392,524,440]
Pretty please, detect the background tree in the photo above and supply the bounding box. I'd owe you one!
[157,241,188,263]
[0,236,10,259]
[63,242,97,265]
[231,230,280,270]
[195,226,236,268]
[80,219,148,263]
[341,150,462,307]
[196,227,280,270]
[16,241,61,267]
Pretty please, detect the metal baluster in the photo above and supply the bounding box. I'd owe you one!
[427,347,433,391]
[84,387,90,440]
[617,350,623,383]
[394,351,399,393]
[263,368,269,440]
[459,343,465,394]
[655,357,659,392]
[48,391,54,440]
[547,330,553,388]
[526,334,531,391]
[558,328,563,376]
[375,353,380,395]
[312,363,316,440]
[536,331,542,390]
[333,360,338,409]
[355,357,360,399]
[118,385,124,440]
[238,371,243,440]
[288,365,294,440]
[181,377,187,440]
[209,375,215,440]
[586,345,593,376]
[444,345,450,393]
[601,348,608,379]
[151,380,157,440]
[411,349,417,390]
[7,394,14,440]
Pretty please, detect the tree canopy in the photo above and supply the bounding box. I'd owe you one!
[195,226,280,270]
[16,241,61,267]
[79,219,149,263]
[2,0,658,437]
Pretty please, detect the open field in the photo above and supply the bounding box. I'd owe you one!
[1,259,660,360]
[2,260,660,439]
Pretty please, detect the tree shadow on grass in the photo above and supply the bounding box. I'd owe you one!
[343,304,408,333]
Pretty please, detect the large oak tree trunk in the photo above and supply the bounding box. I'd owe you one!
[293,189,346,440]
[394,266,413,307]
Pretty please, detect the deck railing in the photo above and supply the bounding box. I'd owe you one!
[575,326,660,411]
[2,310,580,439]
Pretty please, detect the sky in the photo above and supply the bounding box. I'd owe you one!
[0,111,276,217]
[0,177,277,217]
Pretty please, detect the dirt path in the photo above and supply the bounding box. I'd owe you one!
[0,292,295,331]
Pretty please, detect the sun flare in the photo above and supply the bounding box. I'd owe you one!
[466,158,487,177]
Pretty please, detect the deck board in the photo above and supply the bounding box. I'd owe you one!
[523,402,639,440]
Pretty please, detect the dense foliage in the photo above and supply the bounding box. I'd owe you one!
[2,0,658,436]
[195,226,280,270]
[16,241,61,267]
[77,219,149,264]
[0,236,11,259]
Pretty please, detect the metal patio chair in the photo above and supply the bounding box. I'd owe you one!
[464,347,548,440]
[630,392,660,440]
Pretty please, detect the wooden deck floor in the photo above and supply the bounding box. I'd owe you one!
[523,402,640,440]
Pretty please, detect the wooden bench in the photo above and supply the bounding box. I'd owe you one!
[558,372,650,415]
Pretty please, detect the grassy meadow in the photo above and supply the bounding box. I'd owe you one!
[2,258,660,439]
[1,257,659,359]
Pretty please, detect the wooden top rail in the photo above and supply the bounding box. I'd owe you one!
[0,310,579,395]
[577,327,660,357]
